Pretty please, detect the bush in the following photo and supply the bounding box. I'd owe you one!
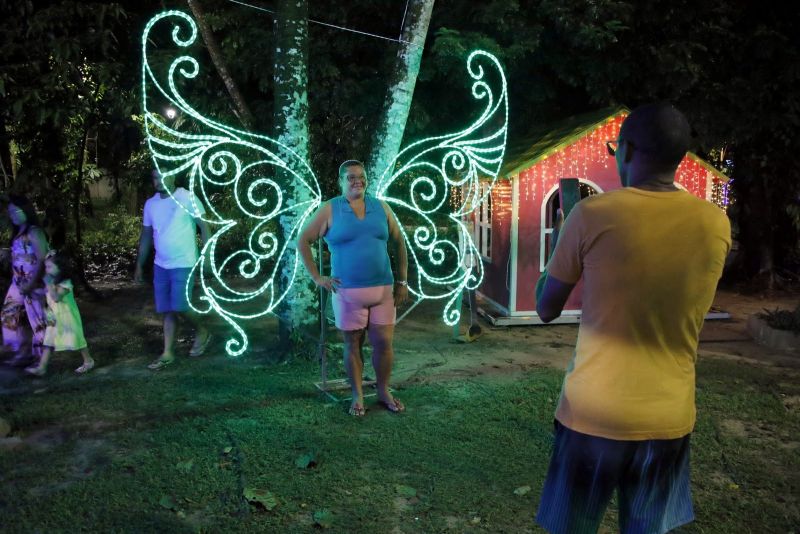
[80,206,141,280]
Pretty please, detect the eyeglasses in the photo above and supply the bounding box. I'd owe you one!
[606,138,652,156]
[345,174,366,183]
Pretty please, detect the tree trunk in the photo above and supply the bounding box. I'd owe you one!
[70,123,99,298]
[733,148,777,290]
[366,0,435,191]
[187,0,256,128]
[73,126,89,250]
[274,0,316,345]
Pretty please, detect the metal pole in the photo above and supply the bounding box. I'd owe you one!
[318,238,328,390]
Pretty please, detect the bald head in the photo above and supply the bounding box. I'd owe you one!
[620,103,691,173]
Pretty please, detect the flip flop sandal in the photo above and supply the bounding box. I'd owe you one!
[348,403,366,417]
[189,335,213,357]
[147,358,175,370]
[378,398,405,413]
[24,365,46,377]
[75,362,95,374]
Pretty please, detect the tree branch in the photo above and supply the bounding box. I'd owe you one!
[186,0,256,128]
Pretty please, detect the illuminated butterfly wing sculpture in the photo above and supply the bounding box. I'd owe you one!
[375,50,508,326]
[142,11,321,356]
[142,11,507,355]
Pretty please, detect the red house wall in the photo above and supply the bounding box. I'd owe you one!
[515,115,624,313]
[479,179,512,309]
[491,113,717,315]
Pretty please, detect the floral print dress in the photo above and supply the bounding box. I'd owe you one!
[1,229,47,357]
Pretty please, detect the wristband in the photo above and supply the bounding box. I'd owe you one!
[395,280,407,286]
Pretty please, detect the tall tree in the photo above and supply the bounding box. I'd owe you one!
[366,0,435,189]
[273,0,317,339]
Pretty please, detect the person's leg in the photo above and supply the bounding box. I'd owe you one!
[367,323,404,412]
[23,291,48,361]
[25,346,51,375]
[536,421,627,534]
[342,328,366,415]
[331,288,370,415]
[75,347,95,374]
[162,312,178,359]
[185,310,210,355]
[466,288,482,338]
[367,285,403,412]
[151,265,175,365]
[617,434,694,534]
[2,281,32,362]
[170,267,210,355]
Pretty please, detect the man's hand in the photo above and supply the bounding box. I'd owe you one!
[133,265,145,284]
[314,275,340,293]
[394,283,409,307]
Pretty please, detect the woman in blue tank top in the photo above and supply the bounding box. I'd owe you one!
[298,160,408,416]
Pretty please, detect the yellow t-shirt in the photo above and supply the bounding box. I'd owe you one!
[546,187,731,440]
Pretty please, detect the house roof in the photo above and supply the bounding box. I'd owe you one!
[500,106,729,182]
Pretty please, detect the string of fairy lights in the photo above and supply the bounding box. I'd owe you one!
[449,113,730,245]
[142,11,509,351]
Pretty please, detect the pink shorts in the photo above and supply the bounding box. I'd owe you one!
[331,285,396,331]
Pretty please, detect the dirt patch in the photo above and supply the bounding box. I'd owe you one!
[720,419,748,438]
[56,281,800,393]
[782,395,800,413]
[718,418,799,455]
[707,470,737,487]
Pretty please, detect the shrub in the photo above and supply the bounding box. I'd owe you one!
[80,207,141,280]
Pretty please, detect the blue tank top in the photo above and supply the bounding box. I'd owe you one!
[324,196,394,288]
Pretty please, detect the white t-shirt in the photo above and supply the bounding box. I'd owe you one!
[143,187,206,269]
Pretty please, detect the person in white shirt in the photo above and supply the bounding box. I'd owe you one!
[134,170,212,369]
[459,207,483,342]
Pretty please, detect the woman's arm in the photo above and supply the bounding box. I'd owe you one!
[381,201,409,305]
[296,202,339,292]
[20,227,49,295]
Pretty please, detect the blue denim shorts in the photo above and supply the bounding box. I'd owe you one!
[153,265,193,313]
[536,420,694,534]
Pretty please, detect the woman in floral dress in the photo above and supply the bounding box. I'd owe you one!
[2,195,49,367]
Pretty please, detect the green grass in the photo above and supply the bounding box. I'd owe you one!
[1,355,798,533]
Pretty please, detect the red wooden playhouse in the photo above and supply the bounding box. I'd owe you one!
[473,107,730,325]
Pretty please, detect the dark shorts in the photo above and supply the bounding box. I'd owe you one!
[153,266,193,314]
[536,421,694,534]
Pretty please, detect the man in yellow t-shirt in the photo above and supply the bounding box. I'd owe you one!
[535,103,731,534]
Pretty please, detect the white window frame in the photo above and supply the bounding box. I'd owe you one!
[539,178,604,271]
[474,181,492,260]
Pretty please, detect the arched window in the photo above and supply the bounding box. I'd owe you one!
[539,179,602,271]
